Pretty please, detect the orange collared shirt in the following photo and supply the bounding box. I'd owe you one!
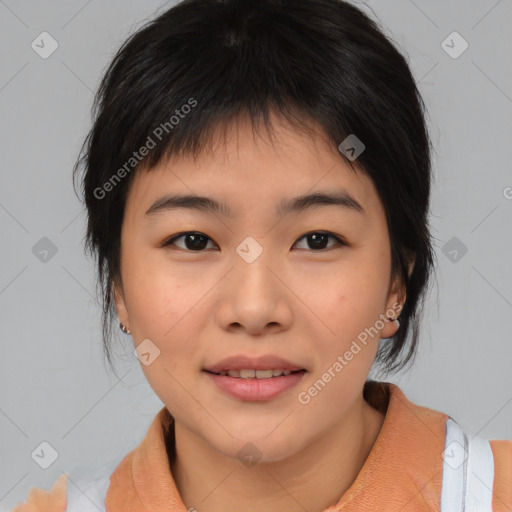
[12,381,512,512]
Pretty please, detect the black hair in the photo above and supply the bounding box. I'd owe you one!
[73,0,438,380]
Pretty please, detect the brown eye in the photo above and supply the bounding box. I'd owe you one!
[163,232,216,251]
[162,230,346,252]
[293,231,346,251]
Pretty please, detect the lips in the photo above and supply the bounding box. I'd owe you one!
[214,369,305,379]
[204,367,307,400]
[203,354,307,374]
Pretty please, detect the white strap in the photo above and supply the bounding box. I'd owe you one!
[441,418,495,512]
[441,418,466,511]
[66,475,109,512]
[65,456,123,512]
[466,433,495,511]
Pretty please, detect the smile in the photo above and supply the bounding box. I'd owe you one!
[203,369,307,400]
[209,369,304,379]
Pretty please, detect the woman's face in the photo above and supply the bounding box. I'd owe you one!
[114,114,405,463]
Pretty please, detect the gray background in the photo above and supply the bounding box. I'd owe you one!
[1,0,511,509]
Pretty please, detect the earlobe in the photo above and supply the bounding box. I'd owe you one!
[388,253,415,313]
[381,269,408,340]
[380,317,400,340]
[381,294,403,340]
[380,253,416,340]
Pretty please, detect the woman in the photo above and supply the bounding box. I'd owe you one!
[13,0,511,510]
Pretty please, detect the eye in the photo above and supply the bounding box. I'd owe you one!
[293,231,346,251]
[162,232,217,251]
[162,230,346,252]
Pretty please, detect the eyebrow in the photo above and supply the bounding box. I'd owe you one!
[144,190,365,219]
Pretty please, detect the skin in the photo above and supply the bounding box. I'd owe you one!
[114,112,412,512]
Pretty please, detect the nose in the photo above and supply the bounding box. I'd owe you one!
[214,245,294,336]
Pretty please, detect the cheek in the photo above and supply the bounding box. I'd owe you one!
[140,359,194,422]
[123,252,189,326]
[316,260,390,350]
[130,274,203,407]
[123,291,202,391]
[333,273,387,316]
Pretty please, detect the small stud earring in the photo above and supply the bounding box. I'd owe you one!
[119,322,131,335]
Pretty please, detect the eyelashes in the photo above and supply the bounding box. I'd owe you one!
[162,230,347,252]
[163,232,216,251]
[294,231,347,250]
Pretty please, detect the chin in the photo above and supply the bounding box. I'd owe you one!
[212,426,305,465]
[218,438,299,466]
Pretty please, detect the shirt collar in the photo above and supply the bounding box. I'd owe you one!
[106,380,448,511]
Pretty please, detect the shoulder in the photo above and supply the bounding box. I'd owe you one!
[489,438,512,509]
[489,438,512,459]
[11,456,124,512]
[11,473,67,512]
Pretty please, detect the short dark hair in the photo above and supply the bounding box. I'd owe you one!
[73,0,437,379]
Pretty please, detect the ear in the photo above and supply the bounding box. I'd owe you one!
[112,277,129,326]
[380,256,415,339]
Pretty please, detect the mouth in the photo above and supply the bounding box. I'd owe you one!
[203,354,308,376]
[202,354,308,400]
[202,368,308,401]
[203,368,307,379]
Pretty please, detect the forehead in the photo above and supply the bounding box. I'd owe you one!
[124,114,380,221]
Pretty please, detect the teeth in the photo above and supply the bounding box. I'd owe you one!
[217,369,294,378]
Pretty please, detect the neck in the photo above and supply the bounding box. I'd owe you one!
[169,396,385,512]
